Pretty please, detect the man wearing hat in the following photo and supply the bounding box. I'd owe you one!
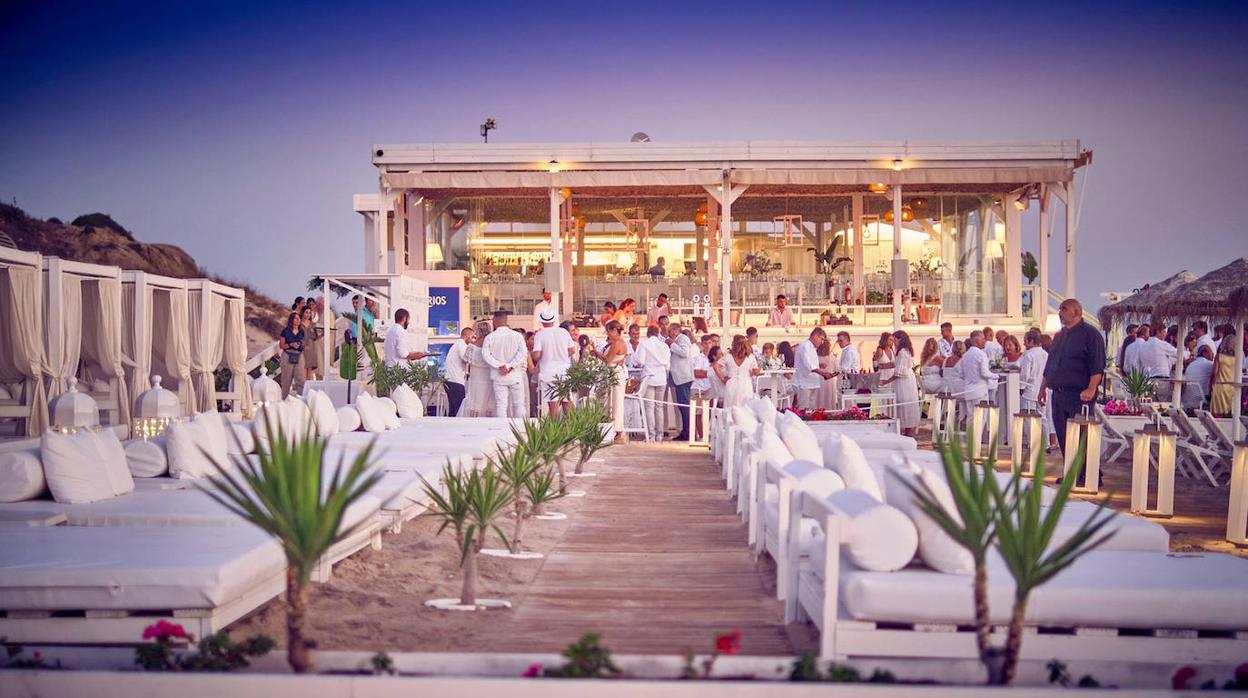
[481,310,529,418]
[532,307,577,415]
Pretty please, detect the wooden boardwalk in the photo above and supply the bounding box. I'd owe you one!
[488,443,800,656]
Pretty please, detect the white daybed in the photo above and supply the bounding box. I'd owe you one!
[787,490,1248,663]
[0,525,286,644]
[0,247,48,437]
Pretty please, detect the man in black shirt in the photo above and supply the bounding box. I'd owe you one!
[1040,299,1106,458]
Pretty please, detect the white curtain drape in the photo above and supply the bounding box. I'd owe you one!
[158,288,196,411]
[0,267,49,435]
[123,282,154,416]
[82,278,131,429]
[44,274,83,399]
[223,297,252,416]
[190,291,227,413]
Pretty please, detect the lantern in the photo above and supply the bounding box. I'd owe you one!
[694,203,709,227]
[1062,406,1103,494]
[1011,409,1043,476]
[929,392,959,442]
[252,374,282,410]
[48,378,100,434]
[910,197,930,212]
[868,182,888,194]
[131,375,182,440]
[970,400,1000,463]
[1227,440,1248,544]
[1130,422,1177,517]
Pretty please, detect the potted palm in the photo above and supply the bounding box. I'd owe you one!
[204,422,381,674]
[421,462,515,610]
[511,415,579,494]
[490,445,555,558]
[568,403,611,476]
[338,341,360,403]
[1123,368,1156,412]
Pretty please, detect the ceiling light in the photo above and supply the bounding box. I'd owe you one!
[868,182,888,194]
[548,160,560,173]
[891,159,904,171]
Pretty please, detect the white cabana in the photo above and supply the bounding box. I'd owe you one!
[122,271,194,417]
[42,257,130,429]
[185,279,250,415]
[0,247,49,436]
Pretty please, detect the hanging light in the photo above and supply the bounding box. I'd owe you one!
[1228,440,1248,544]
[131,375,182,440]
[891,158,904,171]
[1063,405,1104,494]
[560,187,572,200]
[1011,409,1043,476]
[694,202,708,227]
[48,377,100,435]
[901,205,914,223]
[1130,420,1177,517]
[575,214,586,231]
[909,197,930,212]
[868,182,888,194]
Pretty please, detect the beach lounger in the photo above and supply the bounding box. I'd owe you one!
[786,491,1248,663]
[1170,410,1228,486]
[0,526,286,644]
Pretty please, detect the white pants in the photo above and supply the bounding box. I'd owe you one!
[795,387,819,410]
[493,380,526,418]
[645,385,666,441]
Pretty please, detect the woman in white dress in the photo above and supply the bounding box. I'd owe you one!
[871,332,894,393]
[464,321,495,417]
[714,335,761,409]
[944,340,967,428]
[879,330,921,437]
[918,337,945,395]
[589,320,629,441]
[815,339,839,409]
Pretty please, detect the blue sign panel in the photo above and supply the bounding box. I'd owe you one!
[428,286,461,336]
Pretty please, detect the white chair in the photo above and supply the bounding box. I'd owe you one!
[620,376,652,443]
[1197,409,1238,460]
[1093,403,1134,463]
[1170,410,1228,486]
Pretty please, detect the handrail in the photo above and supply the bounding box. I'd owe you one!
[245,341,279,374]
[1047,289,1102,330]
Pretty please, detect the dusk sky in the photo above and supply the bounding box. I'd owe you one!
[2,0,1246,309]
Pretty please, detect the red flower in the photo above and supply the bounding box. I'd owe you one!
[1236,663,1248,682]
[1172,665,1197,690]
[523,662,544,678]
[715,629,741,655]
[142,620,188,641]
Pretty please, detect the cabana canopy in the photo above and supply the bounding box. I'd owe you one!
[1097,270,1196,327]
[1230,284,1248,320]
[1153,258,1248,321]
[0,248,48,436]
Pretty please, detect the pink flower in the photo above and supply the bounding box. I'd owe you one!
[142,620,188,641]
[523,662,544,678]
[1172,665,1197,690]
[31,651,41,661]
[715,629,741,655]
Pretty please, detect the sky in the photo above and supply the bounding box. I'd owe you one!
[2,0,1246,310]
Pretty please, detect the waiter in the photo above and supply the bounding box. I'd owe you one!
[1040,298,1105,456]
[383,309,430,367]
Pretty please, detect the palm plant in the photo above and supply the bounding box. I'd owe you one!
[523,465,563,517]
[545,357,619,405]
[1123,368,1155,403]
[491,446,544,554]
[807,233,852,275]
[569,403,611,474]
[421,462,514,606]
[203,422,381,674]
[511,415,578,492]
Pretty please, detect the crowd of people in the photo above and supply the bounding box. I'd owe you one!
[1117,318,1243,414]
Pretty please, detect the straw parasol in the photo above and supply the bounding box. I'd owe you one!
[1096,270,1196,328]
[1152,258,1248,322]
[1229,283,1248,320]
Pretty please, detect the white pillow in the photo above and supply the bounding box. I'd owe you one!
[782,460,845,498]
[377,397,401,430]
[227,422,255,455]
[280,395,314,442]
[754,423,793,471]
[730,405,759,432]
[303,389,340,437]
[95,429,134,496]
[826,489,918,572]
[336,406,361,433]
[355,393,389,433]
[194,412,229,465]
[41,431,119,503]
[124,436,168,478]
[884,458,974,575]
[777,412,822,465]
[0,448,47,501]
[390,384,424,420]
[167,419,217,479]
[822,433,884,501]
[746,396,777,429]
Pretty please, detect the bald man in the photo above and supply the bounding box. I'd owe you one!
[1039,298,1106,459]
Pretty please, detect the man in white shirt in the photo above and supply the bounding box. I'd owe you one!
[691,334,714,399]
[1122,323,1149,376]
[646,294,672,326]
[835,331,861,399]
[1193,320,1218,363]
[792,327,834,408]
[532,308,577,415]
[532,289,558,329]
[1141,329,1176,380]
[481,310,529,418]
[636,325,672,441]
[982,326,1004,364]
[1018,329,1048,410]
[1183,345,1215,409]
[443,326,474,417]
[625,323,644,368]
[766,294,795,329]
[383,308,429,367]
[667,323,695,440]
[961,330,998,418]
[937,322,955,358]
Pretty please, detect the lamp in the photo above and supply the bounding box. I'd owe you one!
[868,182,888,194]
[930,392,959,441]
[251,374,282,411]
[131,375,182,440]
[909,197,930,212]
[548,160,560,173]
[48,377,100,434]
[891,158,904,171]
[1130,420,1177,517]
[1011,409,1043,476]
[1227,440,1248,544]
[426,242,444,265]
[986,239,1005,259]
[970,400,1001,463]
[1062,405,1103,494]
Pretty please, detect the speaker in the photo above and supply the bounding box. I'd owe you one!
[891,258,910,290]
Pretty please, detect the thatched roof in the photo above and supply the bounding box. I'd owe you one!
[1096,270,1196,327]
[1152,258,1248,322]
[1230,284,1248,319]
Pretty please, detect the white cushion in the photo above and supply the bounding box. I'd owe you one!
[822,433,884,501]
[355,393,389,433]
[377,397,401,430]
[746,396,777,429]
[227,422,255,455]
[303,389,339,437]
[781,460,846,498]
[824,489,917,572]
[754,424,793,471]
[777,412,822,465]
[730,405,759,432]
[42,431,123,503]
[336,406,361,433]
[390,384,424,420]
[195,413,229,466]
[0,384,11,400]
[124,437,168,478]
[166,419,218,480]
[94,429,134,496]
[884,458,974,575]
[280,395,314,441]
[0,449,46,502]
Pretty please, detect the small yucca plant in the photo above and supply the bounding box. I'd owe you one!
[569,403,611,474]
[421,462,514,606]
[491,445,544,553]
[511,414,578,491]
[203,421,381,674]
[1123,368,1155,401]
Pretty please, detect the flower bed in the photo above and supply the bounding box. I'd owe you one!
[1101,399,1141,416]
[782,406,888,422]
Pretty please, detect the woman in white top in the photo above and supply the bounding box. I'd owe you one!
[878,330,920,436]
[464,321,495,417]
[815,339,838,409]
[944,340,967,428]
[872,332,894,392]
[714,335,761,409]
[918,337,945,395]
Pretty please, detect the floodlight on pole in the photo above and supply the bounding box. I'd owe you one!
[480,118,497,143]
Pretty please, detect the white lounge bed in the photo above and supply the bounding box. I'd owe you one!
[0,526,286,644]
[787,492,1248,663]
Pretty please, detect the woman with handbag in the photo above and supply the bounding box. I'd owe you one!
[278,312,306,397]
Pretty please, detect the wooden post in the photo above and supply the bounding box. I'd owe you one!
[1005,192,1022,319]
[378,187,391,274]
[409,194,426,271]
[720,171,733,343]
[550,186,562,312]
[1064,179,1076,299]
[1038,186,1050,327]
[393,191,407,272]
[851,193,864,305]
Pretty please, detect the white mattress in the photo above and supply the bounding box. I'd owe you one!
[0,526,284,611]
[835,550,1248,630]
[328,431,501,456]
[818,432,917,451]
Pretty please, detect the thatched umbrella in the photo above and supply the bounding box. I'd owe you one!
[1152,258,1248,322]
[1096,270,1196,328]
[1228,283,1248,320]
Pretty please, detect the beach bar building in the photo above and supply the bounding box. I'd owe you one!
[355,140,1091,332]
